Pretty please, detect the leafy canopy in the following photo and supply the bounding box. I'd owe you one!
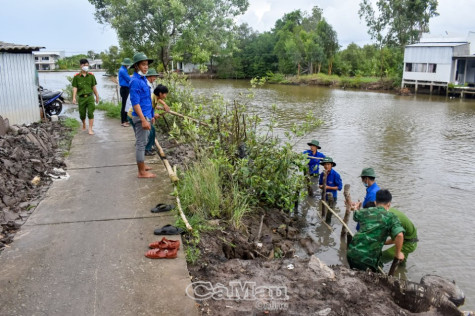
[359,0,439,47]
[89,0,249,70]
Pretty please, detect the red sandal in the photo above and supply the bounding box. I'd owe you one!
[149,237,180,249]
[145,247,178,259]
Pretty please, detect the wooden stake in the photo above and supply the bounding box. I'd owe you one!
[321,171,327,217]
[341,184,352,237]
[321,200,354,237]
[256,214,265,242]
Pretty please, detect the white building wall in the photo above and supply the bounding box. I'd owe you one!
[0,52,41,125]
[403,64,452,82]
[403,46,454,82]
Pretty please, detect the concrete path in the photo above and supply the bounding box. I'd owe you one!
[0,111,198,316]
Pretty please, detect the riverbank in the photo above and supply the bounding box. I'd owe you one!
[265,72,400,91]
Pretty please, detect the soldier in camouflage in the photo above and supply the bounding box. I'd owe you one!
[347,189,405,272]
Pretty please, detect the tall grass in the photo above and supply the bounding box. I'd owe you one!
[178,158,222,219]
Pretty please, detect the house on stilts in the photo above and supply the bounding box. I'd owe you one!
[401,32,475,97]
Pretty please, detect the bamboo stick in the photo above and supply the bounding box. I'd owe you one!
[316,202,334,232]
[157,106,210,127]
[175,191,193,231]
[154,138,179,183]
[321,200,354,237]
[341,184,352,237]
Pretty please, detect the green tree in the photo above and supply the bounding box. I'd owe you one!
[316,19,339,75]
[100,46,122,76]
[359,0,439,48]
[89,0,248,71]
[87,50,97,60]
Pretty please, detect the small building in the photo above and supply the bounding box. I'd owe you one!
[401,32,475,94]
[0,41,44,125]
[89,59,103,70]
[33,50,65,70]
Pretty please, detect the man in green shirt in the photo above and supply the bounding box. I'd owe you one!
[381,208,418,264]
[347,189,405,272]
[72,59,99,135]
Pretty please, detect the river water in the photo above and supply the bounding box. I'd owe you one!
[40,72,475,310]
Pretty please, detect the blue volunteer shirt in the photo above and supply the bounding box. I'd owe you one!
[319,169,343,200]
[118,65,131,88]
[130,72,153,119]
[363,182,380,208]
[303,150,325,175]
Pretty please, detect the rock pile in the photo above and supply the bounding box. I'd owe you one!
[0,116,72,249]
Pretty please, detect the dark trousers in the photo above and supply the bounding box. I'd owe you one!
[120,86,130,123]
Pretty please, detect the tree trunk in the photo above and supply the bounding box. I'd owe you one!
[328,56,333,75]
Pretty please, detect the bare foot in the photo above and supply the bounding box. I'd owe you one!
[82,125,86,131]
[145,164,152,171]
[138,171,156,178]
[88,130,94,135]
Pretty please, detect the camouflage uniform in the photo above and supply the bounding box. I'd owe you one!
[347,206,405,271]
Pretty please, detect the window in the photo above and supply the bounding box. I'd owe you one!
[414,63,427,72]
[405,63,413,72]
[42,56,49,61]
[35,57,38,61]
[428,64,437,73]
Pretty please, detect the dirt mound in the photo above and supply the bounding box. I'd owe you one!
[186,209,463,315]
[0,118,72,249]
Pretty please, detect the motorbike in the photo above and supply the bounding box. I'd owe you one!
[38,86,64,117]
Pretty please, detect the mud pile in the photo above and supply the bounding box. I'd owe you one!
[186,209,464,315]
[0,116,72,249]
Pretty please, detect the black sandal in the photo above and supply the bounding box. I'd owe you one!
[150,204,174,213]
[154,224,184,235]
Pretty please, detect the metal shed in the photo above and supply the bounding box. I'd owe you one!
[0,41,44,125]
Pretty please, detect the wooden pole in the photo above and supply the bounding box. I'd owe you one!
[154,138,179,183]
[321,171,327,217]
[341,184,352,237]
[321,200,354,237]
[325,193,334,223]
[175,189,193,232]
[157,106,210,127]
[388,258,402,276]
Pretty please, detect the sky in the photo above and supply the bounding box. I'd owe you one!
[1,0,474,55]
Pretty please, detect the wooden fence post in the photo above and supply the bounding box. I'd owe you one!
[341,184,352,237]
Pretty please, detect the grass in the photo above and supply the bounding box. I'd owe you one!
[178,158,223,219]
[59,117,81,156]
[95,101,121,119]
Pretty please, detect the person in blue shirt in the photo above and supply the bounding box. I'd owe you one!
[352,167,380,231]
[318,157,343,201]
[118,58,133,127]
[303,140,325,176]
[129,52,156,178]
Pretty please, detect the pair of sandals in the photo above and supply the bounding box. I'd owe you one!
[145,237,180,259]
[150,203,174,213]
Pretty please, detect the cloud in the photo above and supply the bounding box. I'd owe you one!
[249,0,272,22]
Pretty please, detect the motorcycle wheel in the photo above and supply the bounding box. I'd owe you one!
[46,100,63,116]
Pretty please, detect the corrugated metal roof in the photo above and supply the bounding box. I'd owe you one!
[406,42,467,48]
[0,41,44,53]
